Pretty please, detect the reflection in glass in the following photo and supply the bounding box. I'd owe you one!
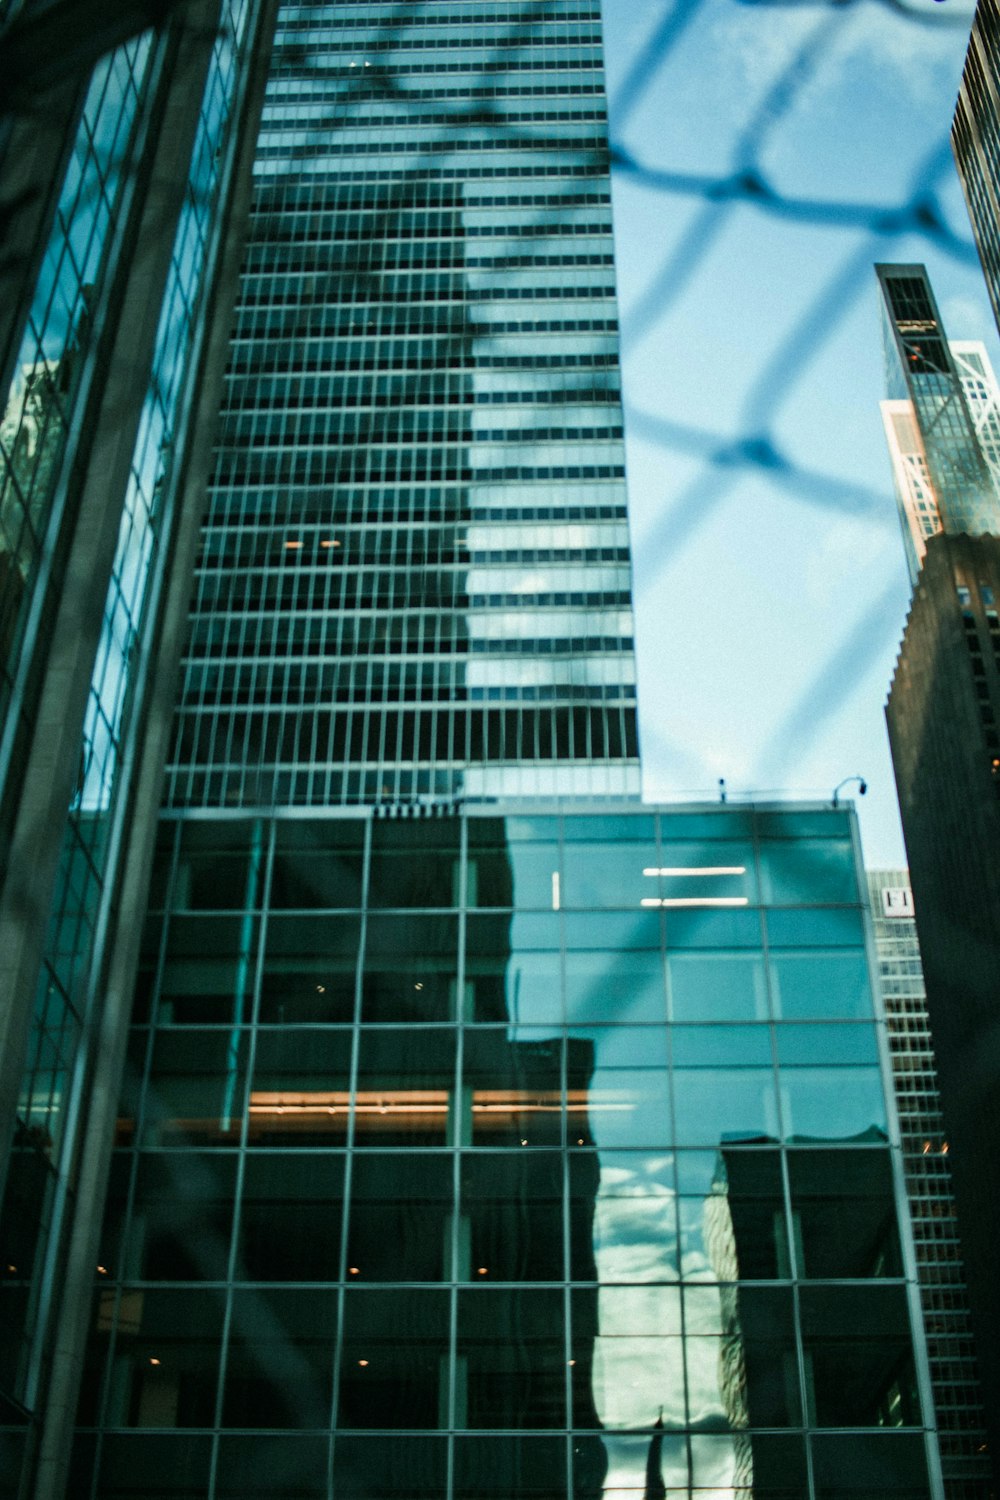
[362,914,458,1024]
[567,1029,670,1150]
[587,1153,678,1283]
[223,1289,336,1429]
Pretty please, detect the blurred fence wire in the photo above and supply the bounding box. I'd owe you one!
[0,0,984,794]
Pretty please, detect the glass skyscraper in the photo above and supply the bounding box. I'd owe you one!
[875,264,999,585]
[167,0,639,810]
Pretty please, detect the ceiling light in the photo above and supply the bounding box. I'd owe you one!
[640,897,749,909]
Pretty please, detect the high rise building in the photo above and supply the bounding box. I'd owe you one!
[0,5,954,1500]
[880,333,1000,583]
[876,265,1000,584]
[165,0,639,811]
[953,0,1000,343]
[886,532,1000,1483]
[866,870,992,1499]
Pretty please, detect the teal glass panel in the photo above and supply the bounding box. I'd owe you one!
[668,952,768,1021]
[333,1436,447,1498]
[563,911,660,950]
[466,913,562,1028]
[567,1029,670,1150]
[703,1146,789,1280]
[758,838,857,905]
[350,1153,453,1283]
[250,1031,352,1147]
[361,914,457,1024]
[464,1029,562,1149]
[355,1029,455,1147]
[462,1151,564,1282]
[94,1435,213,1496]
[560,842,657,908]
[564,949,665,1025]
[652,841,756,907]
[663,909,762,949]
[780,1068,887,1142]
[141,1030,248,1147]
[775,1023,880,1067]
[457,1288,566,1429]
[369,821,462,908]
[216,1436,328,1498]
[237,1153,344,1282]
[766,907,865,947]
[659,812,755,840]
[563,815,656,841]
[800,1285,919,1428]
[769,952,873,1020]
[126,1152,237,1280]
[260,913,360,1025]
[672,1068,778,1149]
[671,1025,771,1067]
[270,820,365,907]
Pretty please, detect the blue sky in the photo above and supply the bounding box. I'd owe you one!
[600,0,995,865]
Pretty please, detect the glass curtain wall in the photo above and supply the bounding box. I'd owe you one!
[71,806,935,1500]
[165,0,640,810]
[0,33,155,831]
[0,0,256,1451]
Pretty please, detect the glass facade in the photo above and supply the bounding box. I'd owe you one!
[0,33,155,837]
[876,265,1000,564]
[0,0,259,1460]
[165,0,640,810]
[70,806,936,1499]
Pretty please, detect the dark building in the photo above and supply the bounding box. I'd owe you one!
[886,531,1000,1485]
[867,870,991,1499]
[954,0,1000,342]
